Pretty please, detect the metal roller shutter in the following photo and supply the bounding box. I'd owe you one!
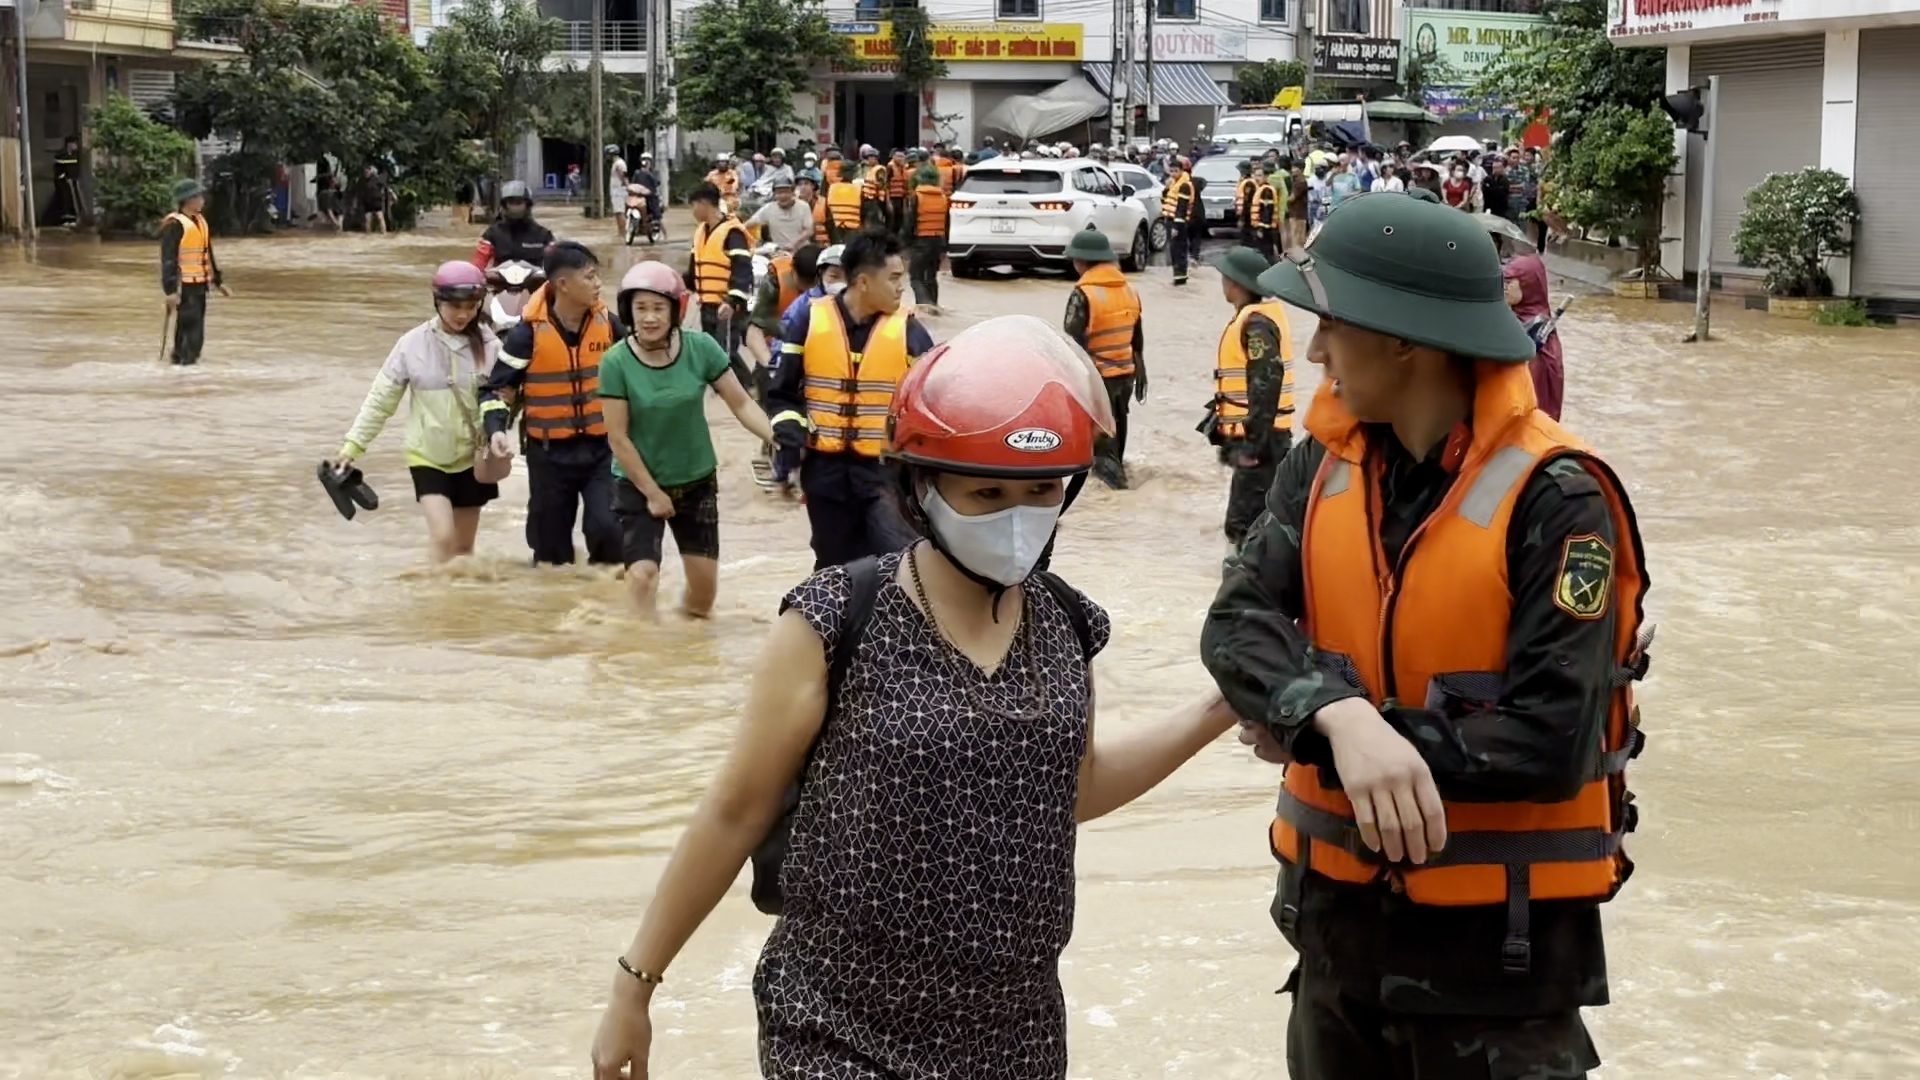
[1684,38,1824,278]
[1851,28,1920,300]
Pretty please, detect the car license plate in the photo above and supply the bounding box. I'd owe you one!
[991,218,1016,235]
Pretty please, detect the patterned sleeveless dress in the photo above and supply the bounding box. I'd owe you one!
[754,551,1110,1079]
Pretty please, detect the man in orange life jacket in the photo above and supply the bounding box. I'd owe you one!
[1207,246,1293,543]
[767,232,936,569]
[1201,194,1651,1079]
[1061,230,1144,490]
[159,179,232,366]
[480,241,626,566]
[903,164,949,315]
[684,182,755,385]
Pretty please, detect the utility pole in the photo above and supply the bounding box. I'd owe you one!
[1107,0,1122,147]
[1301,3,1316,98]
[11,8,36,242]
[643,0,658,161]
[1142,0,1155,141]
[1119,0,1135,145]
[589,0,606,220]
[1688,75,1721,343]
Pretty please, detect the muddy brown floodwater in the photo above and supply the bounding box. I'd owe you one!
[3,219,1918,1080]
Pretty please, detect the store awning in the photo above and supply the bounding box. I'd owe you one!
[1366,97,1441,123]
[1081,62,1232,108]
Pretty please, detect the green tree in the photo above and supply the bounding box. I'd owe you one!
[426,0,561,203]
[541,70,672,152]
[1398,50,1460,107]
[1233,59,1308,106]
[86,93,198,235]
[676,0,854,148]
[1549,103,1676,276]
[1471,0,1664,152]
[890,6,947,95]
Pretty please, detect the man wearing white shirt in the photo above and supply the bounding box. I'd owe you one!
[1371,164,1405,194]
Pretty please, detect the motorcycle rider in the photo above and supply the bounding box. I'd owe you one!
[684,182,755,384]
[755,147,794,196]
[631,152,663,235]
[705,155,740,216]
[472,180,554,269]
[745,176,811,251]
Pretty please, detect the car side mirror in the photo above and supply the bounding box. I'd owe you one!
[1120,184,1137,198]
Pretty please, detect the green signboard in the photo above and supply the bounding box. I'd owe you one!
[1403,9,1548,79]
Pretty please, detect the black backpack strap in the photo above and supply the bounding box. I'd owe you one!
[1032,571,1095,663]
[828,555,885,702]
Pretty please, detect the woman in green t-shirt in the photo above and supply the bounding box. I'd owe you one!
[602,262,777,617]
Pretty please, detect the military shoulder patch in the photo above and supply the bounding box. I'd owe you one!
[1553,534,1613,620]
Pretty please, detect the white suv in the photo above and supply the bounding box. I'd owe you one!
[948,158,1152,277]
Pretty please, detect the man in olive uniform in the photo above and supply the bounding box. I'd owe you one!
[1062,230,1145,489]
[160,179,232,366]
[1202,193,1651,1080]
[1208,246,1290,543]
[1160,156,1196,286]
[1233,159,1256,246]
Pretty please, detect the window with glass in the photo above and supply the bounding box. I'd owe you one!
[1258,0,1286,21]
[1156,0,1197,21]
[997,0,1040,17]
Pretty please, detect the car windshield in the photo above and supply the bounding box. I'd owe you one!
[957,169,1064,195]
[1193,158,1247,185]
[1217,116,1287,136]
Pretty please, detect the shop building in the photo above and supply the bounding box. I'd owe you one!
[1611,0,1920,306]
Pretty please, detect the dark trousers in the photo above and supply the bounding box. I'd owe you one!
[909,237,944,307]
[1092,374,1134,486]
[1251,226,1278,263]
[800,456,917,571]
[889,197,908,237]
[1167,221,1191,283]
[1226,429,1291,543]
[1286,965,1599,1080]
[524,437,621,565]
[700,303,749,385]
[172,283,209,365]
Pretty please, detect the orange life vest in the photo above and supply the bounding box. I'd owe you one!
[1249,181,1280,229]
[812,197,830,244]
[164,212,211,285]
[935,160,962,194]
[1274,362,1649,972]
[770,253,802,316]
[1161,173,1194,218]
[519,287,613,441]
[801,301,911,457]
[1235,176,1256,219]
[887,161,910,199]
[823,159,844,185]
[707,169,738,199]
[1213,301,1294,440]
[862,164,886,204]
[1073,264,1141,379]
[913,184,948,238]
[692,218,748,306]
[827,181,864,230]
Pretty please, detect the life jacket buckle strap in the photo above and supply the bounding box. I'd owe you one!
[1501,863,1532,976]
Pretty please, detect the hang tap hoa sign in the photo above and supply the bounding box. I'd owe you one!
[831,21,1084,63]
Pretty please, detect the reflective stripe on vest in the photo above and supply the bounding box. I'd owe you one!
[522,299,613,440]
[801,302,911,457]
[827,182,864,228]
[888,163,909,198]
[1161,175,1193,217]
[1275,362,1650,973]
[166,212,211,285]
[913,185,948,237]
[1075,266,1140,379]
[1213,301,1294,440]
[1235,177,1255,217]
[1250,183,1279,228]
[863,166,885,204]
[694,219,747,305]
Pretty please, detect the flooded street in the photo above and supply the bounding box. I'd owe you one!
[3,219,1919,1080]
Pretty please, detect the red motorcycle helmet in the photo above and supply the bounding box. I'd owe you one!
[431,260,488,302]
[887,315,1114,478]
[617,260,690,326]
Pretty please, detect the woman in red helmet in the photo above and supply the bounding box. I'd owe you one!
[331,260,507,562]
[600,260,778,617]
[589,315,1239,1079]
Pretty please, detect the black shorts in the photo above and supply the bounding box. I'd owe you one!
[613,474,720,567]
[410,465,499,508]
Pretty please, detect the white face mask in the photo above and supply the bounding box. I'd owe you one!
[922,485,1062,587]
[824,281,848,295]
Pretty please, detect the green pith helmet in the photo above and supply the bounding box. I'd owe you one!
[173,178,205,204]
[1064,229,1117,264]
[1212,246,1273,295]
[1258,193,1536,362]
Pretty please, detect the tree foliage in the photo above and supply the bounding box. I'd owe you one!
[1471,0,1664,150]
[426,0,561,197]
[86,93,198,235]
[1233,59,1308,106]
[1399,50,1459,107]
[541,70,672,151]
[676,0,853,148]
[890,6,947,94]
[1733,167,1861,297]
[1549,104,1675,275]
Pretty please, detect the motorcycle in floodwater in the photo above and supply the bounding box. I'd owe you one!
[623,183,665,246]
[485,261,546,332]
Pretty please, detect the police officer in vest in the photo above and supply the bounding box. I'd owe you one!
[160,179,232,366]
[480,241,626,566]
[1207,246,1292,543]
[1202,193,1651,1080]
[1061,230,1144,490]
[684,182,755,385]
[767,232,936,569]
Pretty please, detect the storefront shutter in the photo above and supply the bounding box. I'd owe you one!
[1684,38,1824,279]
[1851,27,1920,301]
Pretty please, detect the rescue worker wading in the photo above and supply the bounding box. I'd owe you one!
[684,182,755,385]
[1247,164,1282,263]
[768,233,936,569]
[1208,246,1292,543]
[1234,160,1256,246]
[1161,157,1196,286]
[824,165,865,245]
[480,241,626,566]
[1201,193,1652,1080]
[886,149,911,237]
[905,166,949,315]
[160,179,232,366]
[473,180,555,269]
[1062,230,1144,491]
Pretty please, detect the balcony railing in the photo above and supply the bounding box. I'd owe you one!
[561,20,646,52]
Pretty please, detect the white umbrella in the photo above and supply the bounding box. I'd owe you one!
[1425,135,1485,155]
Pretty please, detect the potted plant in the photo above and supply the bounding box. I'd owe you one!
[1732,166,1861,318]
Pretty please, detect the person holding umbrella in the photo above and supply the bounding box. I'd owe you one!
[1479,213,1565,420]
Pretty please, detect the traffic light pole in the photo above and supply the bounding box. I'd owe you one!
[1689,76,1720,343]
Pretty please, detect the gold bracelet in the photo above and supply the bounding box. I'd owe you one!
[617,956,664,985]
